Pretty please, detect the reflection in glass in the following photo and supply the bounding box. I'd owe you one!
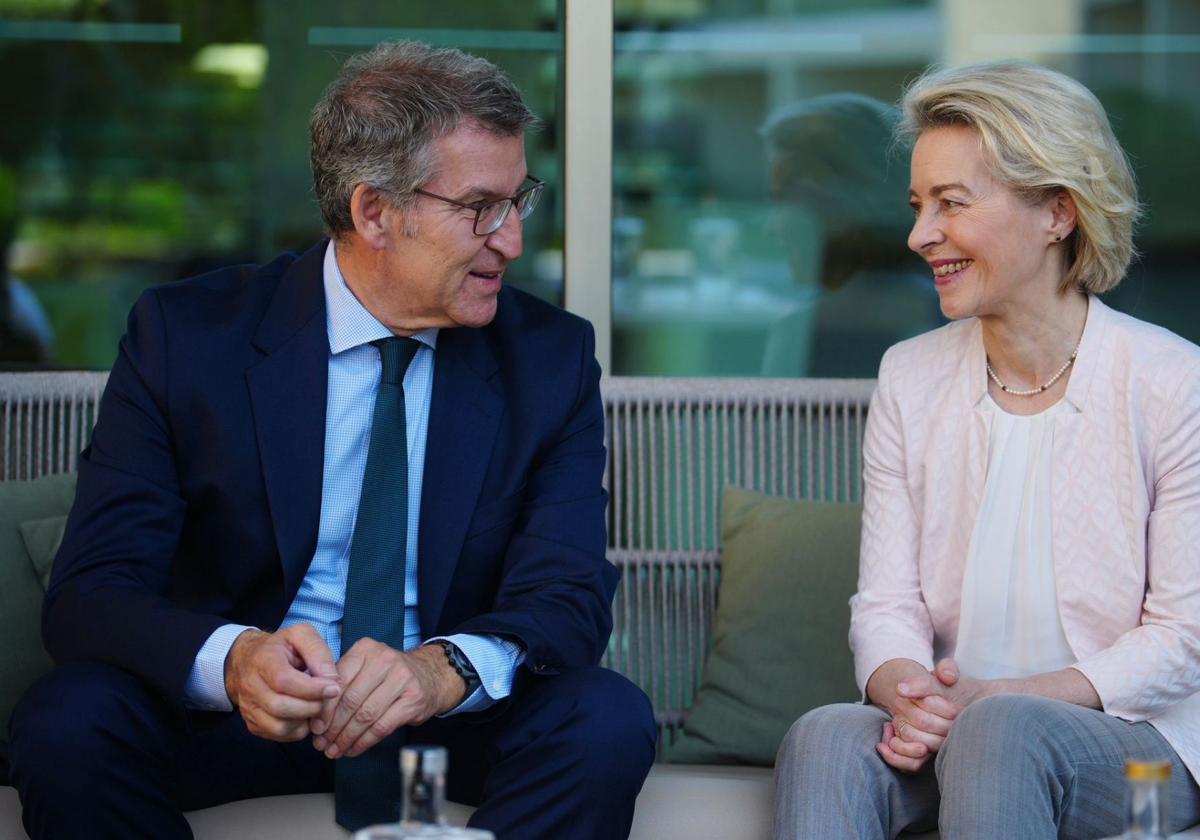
[612,3,942,377]
[759,93,942,376]
[612,0,1200,378]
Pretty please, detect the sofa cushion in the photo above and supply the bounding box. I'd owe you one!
[668,486,861,766]
[0,473,76,734]
[19,515,68,591]
[4,767,772,840]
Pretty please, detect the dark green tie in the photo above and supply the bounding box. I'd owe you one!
[335,336,421,830]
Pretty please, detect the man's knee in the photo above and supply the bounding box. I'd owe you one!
[562,667,656,749]
[10,661,177,790]
[534,667,657,773]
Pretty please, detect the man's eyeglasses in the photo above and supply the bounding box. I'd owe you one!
[414,176,544,236]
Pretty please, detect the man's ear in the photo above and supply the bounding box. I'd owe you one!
[349,184,400,249]
[1048,189,1077,242]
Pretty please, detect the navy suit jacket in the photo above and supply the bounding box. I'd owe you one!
[44,241,617,711]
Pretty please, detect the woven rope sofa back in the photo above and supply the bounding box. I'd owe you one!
[0,372,877,744]
[600,377,874,743]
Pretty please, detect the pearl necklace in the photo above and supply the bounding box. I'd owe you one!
[986,340,1081,396]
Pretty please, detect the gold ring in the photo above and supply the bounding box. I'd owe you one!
[895,719,907,738]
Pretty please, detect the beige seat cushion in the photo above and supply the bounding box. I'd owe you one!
[632,764,774,839]
[5,771,1198,838]
[181,765,776,840]
[0,766,941,840]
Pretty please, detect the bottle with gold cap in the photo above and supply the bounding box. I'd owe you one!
[1123,758,1171,839]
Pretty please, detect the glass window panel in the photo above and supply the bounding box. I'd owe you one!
[1,1,563,369]
[612,0,1200,377]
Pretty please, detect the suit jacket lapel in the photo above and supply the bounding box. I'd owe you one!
[418,326,503,636]
[246,242,329,603]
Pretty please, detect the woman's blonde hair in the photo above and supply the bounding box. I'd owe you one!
[899,60,1139,293]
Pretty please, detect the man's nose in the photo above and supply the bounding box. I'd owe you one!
[486,206,523,261]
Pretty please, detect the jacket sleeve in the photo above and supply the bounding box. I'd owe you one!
[449,321,617,674]
[42,289,226,708]
[1072,357,1200,720]
[849,348,936,696]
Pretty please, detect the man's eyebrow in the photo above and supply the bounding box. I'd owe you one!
[459,185,502,201]
[456,174,532,202]
[454,183,512,202]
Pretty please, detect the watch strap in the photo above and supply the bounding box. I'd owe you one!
[436,640,482,698]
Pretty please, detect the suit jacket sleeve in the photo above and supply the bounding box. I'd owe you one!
[448,320,617,675]
[42,288,226,708]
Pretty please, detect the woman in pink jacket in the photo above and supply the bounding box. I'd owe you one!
[774,60,1200,839]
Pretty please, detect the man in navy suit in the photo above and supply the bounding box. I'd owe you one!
[9,41,655,840]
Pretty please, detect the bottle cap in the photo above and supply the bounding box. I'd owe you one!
[1126,759,1171,782]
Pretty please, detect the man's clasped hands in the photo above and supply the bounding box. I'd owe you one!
[223,624,466,759]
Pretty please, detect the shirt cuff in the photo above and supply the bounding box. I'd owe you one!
[183,624,257,712]
[429,633,526,717]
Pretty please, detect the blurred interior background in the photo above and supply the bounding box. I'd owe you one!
[2,0,1197,378]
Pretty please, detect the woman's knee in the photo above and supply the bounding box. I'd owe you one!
[946,695,1066,744]
[776,703,885,772]
[937,694,1071,780]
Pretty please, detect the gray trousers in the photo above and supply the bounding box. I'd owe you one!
[774,695,1200,840]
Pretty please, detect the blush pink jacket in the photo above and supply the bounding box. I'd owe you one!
[849,296,1200,781]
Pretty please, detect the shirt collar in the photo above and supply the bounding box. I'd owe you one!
[322,240,439,355]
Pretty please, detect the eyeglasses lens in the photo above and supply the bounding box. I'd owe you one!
[473,181,543,235]
[476,201,509,235]
[517,183,542,219]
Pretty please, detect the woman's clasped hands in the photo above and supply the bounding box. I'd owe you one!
[877,658,991,773]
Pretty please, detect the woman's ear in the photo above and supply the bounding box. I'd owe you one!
[1048,189,1077,243]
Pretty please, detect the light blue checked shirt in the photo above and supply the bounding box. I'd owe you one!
[183,241,524,713]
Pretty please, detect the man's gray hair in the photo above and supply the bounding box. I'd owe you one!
[310,41,539,237]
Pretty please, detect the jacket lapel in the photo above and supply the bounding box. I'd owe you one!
[1051,295,1118,647]
[246,242,330,602]
[927,319,990,614]
[418,326,503,635]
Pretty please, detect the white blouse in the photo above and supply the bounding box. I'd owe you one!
[953,394,1078,680]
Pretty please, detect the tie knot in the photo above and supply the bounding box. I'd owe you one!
[372,337,421,385]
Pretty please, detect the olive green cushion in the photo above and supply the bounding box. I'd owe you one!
[0,473,75,733]
[19,515,68,591]
[668,486,861,766]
